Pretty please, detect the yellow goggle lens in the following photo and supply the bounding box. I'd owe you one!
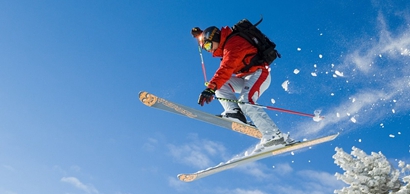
[203,41,213,51]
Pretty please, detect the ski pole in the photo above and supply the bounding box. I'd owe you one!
[191,27,208,83]
[214,97,324,121]
[197,43,208,83]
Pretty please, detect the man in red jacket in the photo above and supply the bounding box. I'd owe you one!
[192,26,294,149]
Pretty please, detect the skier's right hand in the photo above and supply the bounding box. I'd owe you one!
[198,88,215,106]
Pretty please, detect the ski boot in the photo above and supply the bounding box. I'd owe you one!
[261,131,285,147]
[217,108,247,124]
[283,133,298,145]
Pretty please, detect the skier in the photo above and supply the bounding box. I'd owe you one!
[191,26,294,149]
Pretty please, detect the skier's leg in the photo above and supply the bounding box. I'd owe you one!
[215,77,247,123]
[238,68,285,146]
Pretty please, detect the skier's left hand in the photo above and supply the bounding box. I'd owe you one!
[198,88,215,106]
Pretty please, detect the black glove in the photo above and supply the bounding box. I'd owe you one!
[198,88,215,106]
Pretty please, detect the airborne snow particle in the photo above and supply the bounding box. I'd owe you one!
[293,69,300,74]
[291,152,295,155]
[358,139,362,142]
[297,48,301,51]
[350,117,357,123]
[281,80,290,92]
[319,54,323,58]
[271,98,276,104]
[401,48,410,56]
[335,70,344,77]
[336,112,340,117]
[311,72,317,76]
[392,109,396,113]
[389,134,395,138]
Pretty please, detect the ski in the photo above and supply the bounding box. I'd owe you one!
[177,133,339,182]
[139,91,262,139]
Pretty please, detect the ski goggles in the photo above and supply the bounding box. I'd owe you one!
[202,40,213,51]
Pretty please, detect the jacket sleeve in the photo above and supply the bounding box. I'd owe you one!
[207,36,255,90]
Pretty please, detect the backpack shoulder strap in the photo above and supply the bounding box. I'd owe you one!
[221,31,257,51]
[220,31,236,50]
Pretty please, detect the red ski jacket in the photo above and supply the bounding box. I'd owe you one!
[207,26,268,90]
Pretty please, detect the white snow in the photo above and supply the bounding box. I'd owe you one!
[293,69,300,74]
[270,98,276,104]
[335,70,344,77]
[333,147,410,193]
[350,117,357,123]
[281,80,290,91]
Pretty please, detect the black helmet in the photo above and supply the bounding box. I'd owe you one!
[201,26,220,43]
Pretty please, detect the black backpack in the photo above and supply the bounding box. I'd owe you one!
[222,18,281,72]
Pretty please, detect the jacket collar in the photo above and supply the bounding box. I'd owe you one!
[212,26,232,57]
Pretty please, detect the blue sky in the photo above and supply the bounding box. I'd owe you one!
[0,1,409,194]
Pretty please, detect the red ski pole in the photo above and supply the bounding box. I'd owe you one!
[215,97,324,121]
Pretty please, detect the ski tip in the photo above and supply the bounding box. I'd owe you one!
[332,132,340,139]
[138,91,149,96]
[177,174,198,182]
[138,91,158,107]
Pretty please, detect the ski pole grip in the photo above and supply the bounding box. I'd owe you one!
[191,27,203,38]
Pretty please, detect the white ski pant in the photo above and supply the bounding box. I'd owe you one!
[215,68,280,137]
